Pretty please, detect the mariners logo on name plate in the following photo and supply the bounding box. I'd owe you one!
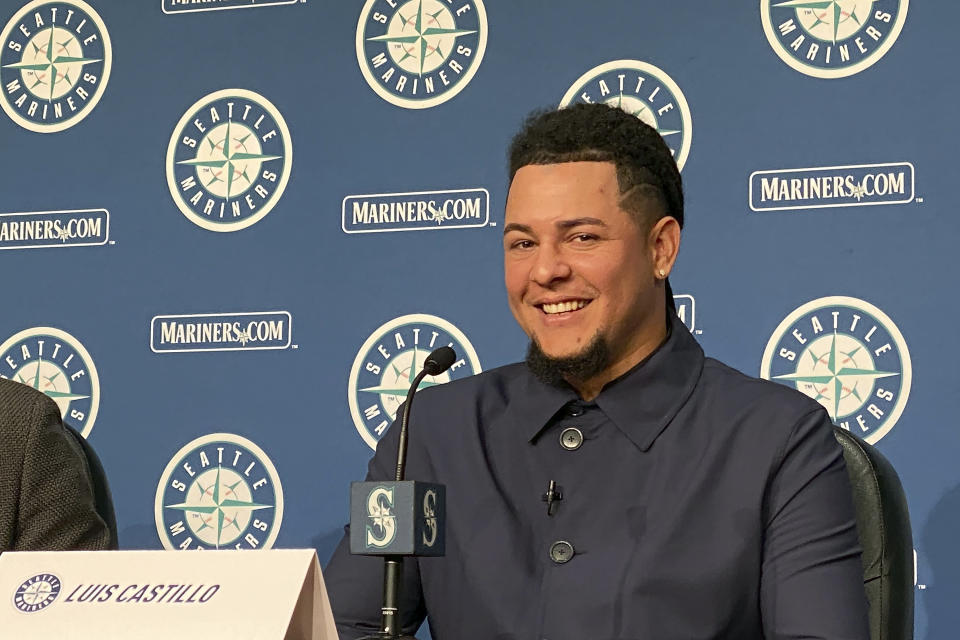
[761,296,911,444]
[166,89,292,232]
[0,327,99,438]
[356,0,488,109]
[560,60,693,171]
[0,0,111,133]
[13,573,61,613]
[155,433,284,550]
[761,0,908,78]
[348,314,481,449]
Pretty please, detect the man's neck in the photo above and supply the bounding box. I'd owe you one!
[565,318,670,401]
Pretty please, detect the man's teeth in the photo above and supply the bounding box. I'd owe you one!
[542,300,587,314]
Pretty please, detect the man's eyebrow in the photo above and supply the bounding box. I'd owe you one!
[556,217,607,229]
[503,218,608,236]
[503,222,531,236]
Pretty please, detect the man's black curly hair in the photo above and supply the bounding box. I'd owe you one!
[508,103,684,231]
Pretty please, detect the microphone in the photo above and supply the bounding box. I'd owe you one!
[542,480,563,516]
[351,346,455,640]
[395,345,455,481]
[422,345,456,376]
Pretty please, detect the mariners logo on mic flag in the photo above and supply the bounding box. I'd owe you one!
[365,485,397,549]
[0,327,99,438]
[0,0,111,133]
[761,296,911,444]
[155,433,284,551]
[422,488,439,547]
[351,480,446,555]
[166,89,292,232]
[348,314,481,450]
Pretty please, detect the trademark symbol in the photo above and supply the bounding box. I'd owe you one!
[916,197,924,203]
[292,344,299,349]
[918,584,927,590]
[489,222,497,227]
[108,241,116,245]
[695,330,703,335]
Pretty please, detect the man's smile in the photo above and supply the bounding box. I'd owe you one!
[535,299,591,315]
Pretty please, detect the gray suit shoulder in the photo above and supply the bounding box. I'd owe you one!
[0,378,61,443]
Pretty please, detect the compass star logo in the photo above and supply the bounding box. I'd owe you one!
[0,327,100,438]
[356,0,487,109]
[560,60,693,171]
[13,573,61,613]
[365,485,397,548]
[166,89,292,232]
[348,314,481,449]
[155,433,283,550]
[0,0,111,133]
[761,0,908,78]
[761,296,911,444]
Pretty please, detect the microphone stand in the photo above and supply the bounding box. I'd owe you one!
[360,366,431,640]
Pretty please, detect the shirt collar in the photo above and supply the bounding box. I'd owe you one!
[514,312,704,451]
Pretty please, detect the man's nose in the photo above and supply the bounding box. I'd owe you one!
[530,244,572,285]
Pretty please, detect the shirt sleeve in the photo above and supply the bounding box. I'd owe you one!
[15,396,111,551]
[323,411,427,639]
[760,408,871,639]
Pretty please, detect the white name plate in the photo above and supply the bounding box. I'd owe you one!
[0,549,337,639]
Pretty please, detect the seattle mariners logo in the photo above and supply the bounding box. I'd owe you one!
[761,0,909,78]
[165,89,292,232]
[348,314,481,449]
[13,574,60,613]
[0,327,99,438]
[155,433,284,550]
[0,0,111,133]
[421,488,438,547]
[356,0,488,109]
[761,296,911,444]
[560,60,693,171]
[365,485,397,549]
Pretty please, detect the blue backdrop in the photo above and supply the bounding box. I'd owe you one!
[0,1,954,637]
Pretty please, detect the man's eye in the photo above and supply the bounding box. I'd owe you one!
[573,234,596,242]
[511,239,534,249]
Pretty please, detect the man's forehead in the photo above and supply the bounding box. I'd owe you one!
[505,161,630,229]
[506,162,621,210]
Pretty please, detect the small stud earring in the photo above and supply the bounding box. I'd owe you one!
[658,269,666,278]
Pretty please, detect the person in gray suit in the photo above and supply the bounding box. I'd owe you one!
[0,378,112,551]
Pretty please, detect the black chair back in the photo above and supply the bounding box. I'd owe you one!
[834,427,913,640]
[65,426,119,550]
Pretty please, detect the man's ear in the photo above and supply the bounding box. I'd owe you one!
[649,216,681,278]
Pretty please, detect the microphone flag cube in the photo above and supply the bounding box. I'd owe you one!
[349,481,446,557]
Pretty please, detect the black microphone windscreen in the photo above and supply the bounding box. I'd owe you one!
[423,346,456,375]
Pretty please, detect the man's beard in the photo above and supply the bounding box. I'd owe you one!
[525,332,610,388]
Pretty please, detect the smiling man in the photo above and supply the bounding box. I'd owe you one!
[325,104,870,639]
[503,158,678,403]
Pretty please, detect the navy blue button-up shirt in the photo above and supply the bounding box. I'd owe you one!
[325,315,870,639]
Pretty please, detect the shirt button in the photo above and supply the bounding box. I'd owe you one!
[559,427,583,451]
[567,403,584,417]
[549,540,575,564]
